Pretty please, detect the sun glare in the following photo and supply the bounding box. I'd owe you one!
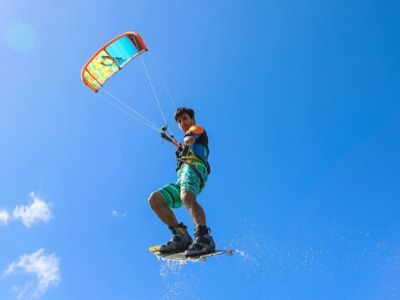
[4,21,39,54]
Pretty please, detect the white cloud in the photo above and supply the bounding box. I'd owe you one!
[4,249,61,300]
[0,210,11,225]
[0,193,52,228]
[13,193,52,227]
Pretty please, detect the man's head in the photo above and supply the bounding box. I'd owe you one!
[174,107,195,133]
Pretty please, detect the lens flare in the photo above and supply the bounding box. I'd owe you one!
[4,21,39,54]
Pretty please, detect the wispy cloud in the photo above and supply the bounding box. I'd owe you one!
[4,249,61,300]
[0,193,52,228]
[112,210,128,218]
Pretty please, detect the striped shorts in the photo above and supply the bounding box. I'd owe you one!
[157,162,208,208]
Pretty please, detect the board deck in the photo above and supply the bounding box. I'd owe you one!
[148,245,234,262]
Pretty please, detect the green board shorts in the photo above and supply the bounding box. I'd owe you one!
[157,161,208,208]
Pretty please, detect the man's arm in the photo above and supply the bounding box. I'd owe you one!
[184,125,204,145]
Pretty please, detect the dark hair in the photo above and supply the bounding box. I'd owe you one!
[174,107,195,122]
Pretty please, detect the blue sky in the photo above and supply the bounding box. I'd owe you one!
[1,0,400,299]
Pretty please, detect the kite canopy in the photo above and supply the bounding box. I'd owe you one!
[81,32,148,92]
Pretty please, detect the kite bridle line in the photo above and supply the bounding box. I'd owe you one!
[98,88,160,133]
[98,86,181,149]
[139,55,168,128]
[149,53,178,110]
[83,31,179,147]
[130,34,176,139]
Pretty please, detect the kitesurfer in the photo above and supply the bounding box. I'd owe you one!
[148,107,215,257]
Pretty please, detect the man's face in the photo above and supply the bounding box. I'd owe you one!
[177,113,195,133]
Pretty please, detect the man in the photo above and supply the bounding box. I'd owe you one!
[148,107,215,257]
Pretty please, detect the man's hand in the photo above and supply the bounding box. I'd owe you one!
[184,136,195,145]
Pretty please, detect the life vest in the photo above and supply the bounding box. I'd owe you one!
[176,125,211,175]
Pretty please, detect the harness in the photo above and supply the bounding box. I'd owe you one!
[175,144,210,190]
[161,127,210,190]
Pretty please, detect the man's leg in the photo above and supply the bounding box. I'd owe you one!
[148,191,192,253]
[148,191,179,227]
[180,190,215,256]
[180,190,206,227]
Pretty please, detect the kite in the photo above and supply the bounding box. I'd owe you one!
[81,32,148,93]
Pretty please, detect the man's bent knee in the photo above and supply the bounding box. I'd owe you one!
[148,192,166,210]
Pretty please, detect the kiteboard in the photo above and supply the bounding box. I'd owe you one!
[148,245,234,262]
